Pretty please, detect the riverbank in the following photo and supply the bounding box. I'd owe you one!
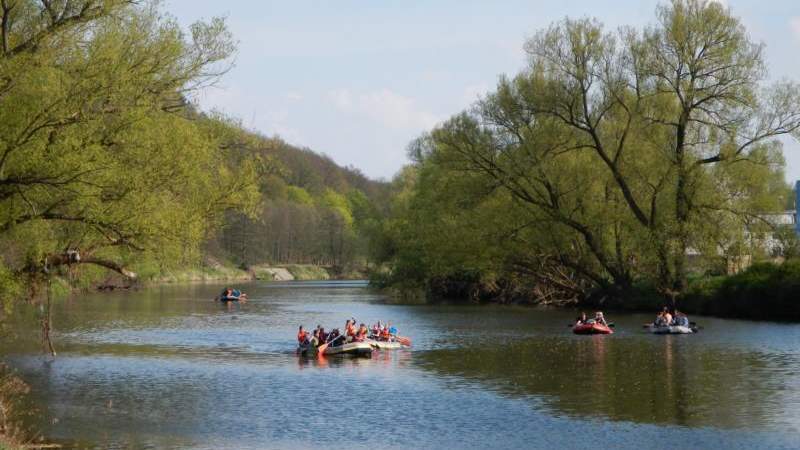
[383,260,800,322]
[0,365,31,450]
[154,263,366,284]
[90,262,367,290]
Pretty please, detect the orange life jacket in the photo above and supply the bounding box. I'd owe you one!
[346,324,356,336]
[297,331,307,343]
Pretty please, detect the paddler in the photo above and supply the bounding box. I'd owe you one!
[297,326,309,345]
[594,311,607,326]
[355,323,369,342]
[217,287,248,302]
[380,325,391,341]
[344,320,356,342]
[663,307,673,326]
[672,310,690,327]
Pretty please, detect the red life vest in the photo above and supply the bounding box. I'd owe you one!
[297,331,307,343]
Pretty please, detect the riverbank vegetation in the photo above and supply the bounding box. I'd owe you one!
[0,364,32,450]
[0,0,392,319]
[371,0,800,317]
[0,0,261,311]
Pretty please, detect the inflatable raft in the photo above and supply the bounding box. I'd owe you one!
[572,323,613,335]
[651,325,695,334]
[366,339,406,350]
[298,341,373,357]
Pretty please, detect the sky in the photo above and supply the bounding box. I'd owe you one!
[166,0,800,182]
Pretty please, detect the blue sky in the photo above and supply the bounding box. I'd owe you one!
[167,0,800,182]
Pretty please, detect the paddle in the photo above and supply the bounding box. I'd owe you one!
[317,334,344,355]
[394,335,412,346]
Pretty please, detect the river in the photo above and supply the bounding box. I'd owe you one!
[1,281,799,449]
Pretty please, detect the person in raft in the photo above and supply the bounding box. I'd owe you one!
[654,307,674,326]
[575,312,588,325]
[672,310,690,327]
[327,328,341,347]
[372,321,382,336]
[355,323,369,342]
[217,287,247,302]
[297,326,309,346]
[380,324,391,341]
[663,307,673,325]
[343,320,357,343]
[317,326,328,345]
[594,311,608,326]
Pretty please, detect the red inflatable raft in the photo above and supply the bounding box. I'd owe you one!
[572,323,613,335]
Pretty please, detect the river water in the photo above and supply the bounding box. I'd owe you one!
[2,281,800,449]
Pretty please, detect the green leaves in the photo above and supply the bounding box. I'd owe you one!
[0,1,259,288]
[382,0,800,302]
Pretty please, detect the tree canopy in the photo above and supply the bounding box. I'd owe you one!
[0,1,261,306]
[379,0,799,303]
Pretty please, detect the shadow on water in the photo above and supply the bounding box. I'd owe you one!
[414,333,798,429]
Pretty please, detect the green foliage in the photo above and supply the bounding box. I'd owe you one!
[210,133,392,271]
[679,262,800,320]
[0,1,259,297]
[286,186,314,205]
[378,0,800,305]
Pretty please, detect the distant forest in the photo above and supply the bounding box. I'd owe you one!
[207,133,393,272]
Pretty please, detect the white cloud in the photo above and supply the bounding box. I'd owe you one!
[791,17,800,42]
[328,88,441,131]
[286,92,303,101]
[329,89,354,110]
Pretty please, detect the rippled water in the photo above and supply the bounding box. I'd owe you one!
[2,281,800,449]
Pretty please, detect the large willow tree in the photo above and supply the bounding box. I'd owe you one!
[0,1,260,304]
[397,0,799,301]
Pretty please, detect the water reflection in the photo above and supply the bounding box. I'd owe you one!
[2,282,800,449]
[415,334,798,430]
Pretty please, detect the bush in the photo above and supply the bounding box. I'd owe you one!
[677,261,800,320]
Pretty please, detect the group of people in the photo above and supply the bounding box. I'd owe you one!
[297,319,399,348]
[575,311,608,326]
[654,307,690,327]
[573,308,690,327]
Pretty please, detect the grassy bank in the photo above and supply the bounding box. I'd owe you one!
[154,263,371,284]
[92,262,367,288]
[152,265,253,284]
[250,264,332,281]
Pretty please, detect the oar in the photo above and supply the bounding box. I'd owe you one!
[394,335,412,346]
[317,334,344,355]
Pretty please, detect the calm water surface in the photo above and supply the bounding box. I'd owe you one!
[2,281,800,449]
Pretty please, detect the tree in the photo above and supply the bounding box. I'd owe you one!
[389,0,800,302]
[0,1,260,305]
